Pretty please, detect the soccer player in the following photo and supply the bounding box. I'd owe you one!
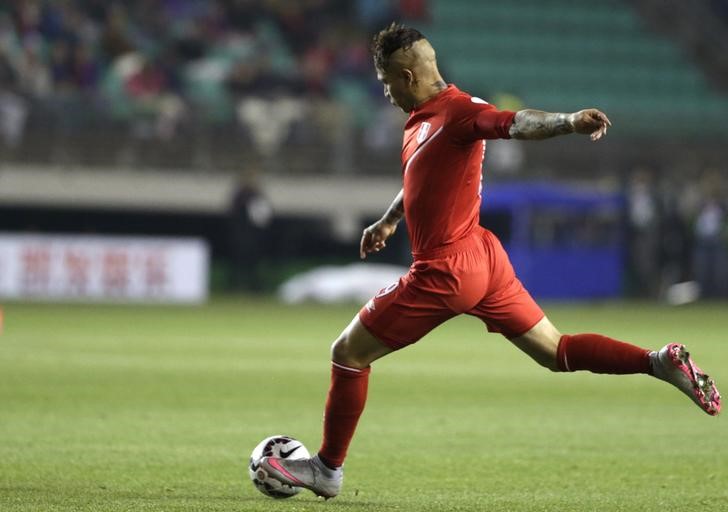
[259,23,721,498]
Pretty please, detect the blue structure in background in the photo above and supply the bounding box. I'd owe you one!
[481,182,624,299]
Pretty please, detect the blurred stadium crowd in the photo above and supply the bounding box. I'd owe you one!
[625,166,728,299]
[0,0,426,167]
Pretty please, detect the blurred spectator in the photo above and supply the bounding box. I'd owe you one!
[625,167,661,297]
[226,50,305,158]
[0,46,27,148]
[71,43,100,92]
[124,55,187,140]
[692,169,728,297]
[656,172,691,295]
[15,38,52,98]
[399,0,431,21]
[99,4,135,62]
[49,39,75,92]
[300,34,335,96]
[227,169,273,291]
[13,0,44,37]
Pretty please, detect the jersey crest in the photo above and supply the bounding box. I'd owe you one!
[416,122,432,143]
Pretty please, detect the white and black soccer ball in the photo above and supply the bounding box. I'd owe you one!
[248,435,310,499]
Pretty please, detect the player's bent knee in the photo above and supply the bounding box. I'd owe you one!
[330,317,394,369]
[330,332,368,369]
[330,335,352,365]
[509,316,561,372]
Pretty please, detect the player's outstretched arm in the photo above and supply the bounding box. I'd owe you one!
[509,108,611,141]
[360,189,403,259]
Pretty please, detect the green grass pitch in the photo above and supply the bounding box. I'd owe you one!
[1,298,726,511]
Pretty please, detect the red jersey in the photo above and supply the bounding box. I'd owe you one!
[401,85,515,257]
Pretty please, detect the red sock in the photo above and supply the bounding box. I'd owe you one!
[557,334,652,374]
[318,362,370,468]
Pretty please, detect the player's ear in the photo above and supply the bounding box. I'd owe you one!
[402,68,415,87]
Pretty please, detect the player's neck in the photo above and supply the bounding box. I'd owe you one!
[414,78,448,107]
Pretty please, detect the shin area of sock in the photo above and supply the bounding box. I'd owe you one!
[557,333,652,374]
[318,363,371,468]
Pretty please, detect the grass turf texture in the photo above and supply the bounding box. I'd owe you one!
[1,298,726,511]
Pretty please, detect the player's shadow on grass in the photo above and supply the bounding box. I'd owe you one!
[240,495,402,509]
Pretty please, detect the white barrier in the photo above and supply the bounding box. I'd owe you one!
[0,233,209,303]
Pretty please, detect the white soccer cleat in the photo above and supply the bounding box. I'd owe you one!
[651,343,721,416]
[258,455,343,499]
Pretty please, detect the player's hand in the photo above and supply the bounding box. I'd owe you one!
[359,219,397,259]
[569,109,612,141]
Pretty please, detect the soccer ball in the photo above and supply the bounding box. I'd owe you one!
[248,435,310,499]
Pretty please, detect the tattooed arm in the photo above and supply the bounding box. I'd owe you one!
[381,188,405,225]
[360,189,403,259]
[509,108,611,141]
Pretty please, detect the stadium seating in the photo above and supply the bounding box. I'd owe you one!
[426,0,728,137]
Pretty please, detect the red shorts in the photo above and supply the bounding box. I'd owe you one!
[359,226,544,350]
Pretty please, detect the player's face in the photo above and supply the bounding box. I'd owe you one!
[376,67,414,112]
